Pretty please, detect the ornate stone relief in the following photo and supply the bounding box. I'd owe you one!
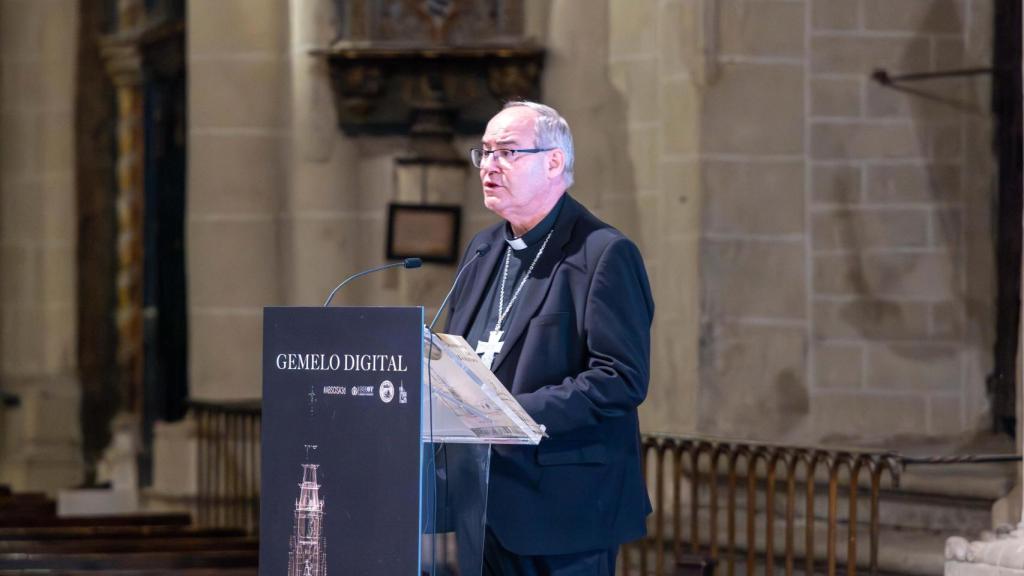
[338,0,523,45]
[317,0,543,138]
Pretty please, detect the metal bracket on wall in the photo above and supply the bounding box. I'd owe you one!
[870,67,998,114]
[871,67,996,86]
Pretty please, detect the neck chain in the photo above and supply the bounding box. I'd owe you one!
[495,229,554,332]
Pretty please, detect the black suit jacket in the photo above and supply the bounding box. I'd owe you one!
[445,194,654,555]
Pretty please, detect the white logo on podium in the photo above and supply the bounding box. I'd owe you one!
[380,380,395,403]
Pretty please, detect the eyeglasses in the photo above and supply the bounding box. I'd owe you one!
[469,147,554,168]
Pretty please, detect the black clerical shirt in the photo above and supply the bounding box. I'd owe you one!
[466,194,566,369]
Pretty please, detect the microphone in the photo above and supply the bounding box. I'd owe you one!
[429,243,491,331]
[323,258,422,307]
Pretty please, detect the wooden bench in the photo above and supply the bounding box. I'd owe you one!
[0,535,257,553]
[0,549,259,571]
[0,565,258,569]
[0,525,245,541]
[0,490,258,575]
[0,511,191,528]
[0,492,55,517]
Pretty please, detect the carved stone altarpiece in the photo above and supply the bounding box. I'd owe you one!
[316,0,544,142]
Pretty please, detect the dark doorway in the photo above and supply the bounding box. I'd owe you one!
[140,24,188,484]
[988,0,1022,436]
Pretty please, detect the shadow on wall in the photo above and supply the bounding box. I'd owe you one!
[822,1,994,443]
[838,2,984,357]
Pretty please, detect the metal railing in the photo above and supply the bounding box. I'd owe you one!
[620,436,906,576]
[190,400,261,534]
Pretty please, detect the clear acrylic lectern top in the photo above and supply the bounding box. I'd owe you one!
[420,329,544,576]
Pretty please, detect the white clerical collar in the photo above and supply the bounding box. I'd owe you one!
[506,236,528,250]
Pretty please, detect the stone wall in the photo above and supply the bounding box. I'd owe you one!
[0,0,84,490]
[695,0,995,444]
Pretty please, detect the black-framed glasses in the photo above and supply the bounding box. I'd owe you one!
[469,147,554,168]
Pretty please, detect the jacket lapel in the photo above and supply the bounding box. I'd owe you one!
[490,195,581,373]
[448,226,505,337]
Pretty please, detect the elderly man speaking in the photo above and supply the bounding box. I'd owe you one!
[443,101,655,576]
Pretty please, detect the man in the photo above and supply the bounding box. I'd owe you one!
[444,101,655,575]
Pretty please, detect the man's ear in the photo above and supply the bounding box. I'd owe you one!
[547,148,565,181]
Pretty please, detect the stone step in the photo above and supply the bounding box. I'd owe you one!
[677,483,994,536]
[631,511,950,576]
[897,462,1015,501]
[667,460,1013,536]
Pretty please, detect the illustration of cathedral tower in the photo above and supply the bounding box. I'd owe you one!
[287,462,327,576]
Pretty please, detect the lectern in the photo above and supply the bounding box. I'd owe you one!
[260,306,541,576]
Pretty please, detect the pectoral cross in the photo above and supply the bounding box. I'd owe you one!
[475,330,504,370]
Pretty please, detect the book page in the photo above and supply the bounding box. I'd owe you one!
[422,329,545,445]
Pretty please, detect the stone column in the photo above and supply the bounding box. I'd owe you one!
[0,0,84,492]
[186,0,288,400]
[537,0,707,435]
[94,0,186,493]
[97,37,147,494]
[101,33,145,431]
[280,0,365,309]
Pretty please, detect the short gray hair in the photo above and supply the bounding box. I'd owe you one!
[503,100,575,188]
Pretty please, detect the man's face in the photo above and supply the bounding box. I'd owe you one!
[478,107,552,224]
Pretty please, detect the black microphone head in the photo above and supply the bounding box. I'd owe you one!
[404,257,422,269]
[476,243,491,256]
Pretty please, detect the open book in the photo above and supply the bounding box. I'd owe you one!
[421,329,546,445]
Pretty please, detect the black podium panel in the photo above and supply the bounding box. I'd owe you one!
[260,306,423,576]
